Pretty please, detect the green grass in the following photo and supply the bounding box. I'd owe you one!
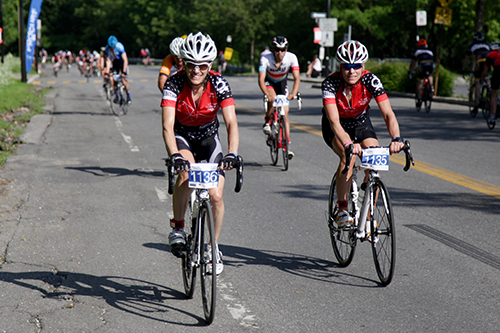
[0,58,47,166]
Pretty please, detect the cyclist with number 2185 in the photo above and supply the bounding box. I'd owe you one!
[161,32,240,275]
[321,40,405,228]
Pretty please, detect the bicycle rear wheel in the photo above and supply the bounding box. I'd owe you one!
[482,86,491,119]
[182,192,197,298]
[328,173,356,267]
[469,84,476,117]
[280,116,289,171]
[199,201,216,324]
[370,179,395,286]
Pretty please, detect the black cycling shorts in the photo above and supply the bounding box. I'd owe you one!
[417,65,434,80]
[264,79,289,96]
[474,61,486,80]
[112,59,127,75]
[491,67,500,90]
[175,131,224,166]
[321,112,378,149]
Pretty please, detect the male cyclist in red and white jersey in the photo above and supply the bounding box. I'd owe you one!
[259,36,300,159]
[321,40,404,228]
[161,32,240,275]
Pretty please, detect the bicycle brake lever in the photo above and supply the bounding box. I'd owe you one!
[403,140,415,172]
[165,157,176,195]
[342,145,353,174]
[234,155,244,193]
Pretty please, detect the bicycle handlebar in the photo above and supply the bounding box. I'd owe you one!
[341,140,415,174]
[165,155,244,195]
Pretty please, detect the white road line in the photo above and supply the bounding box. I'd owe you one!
[218,279,259,329]
[155,186,169,203]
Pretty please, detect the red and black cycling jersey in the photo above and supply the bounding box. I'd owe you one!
[322,70,388,119]
[161,70,235,127]
[486,50,500,68]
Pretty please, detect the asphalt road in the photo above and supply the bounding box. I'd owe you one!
[1,64,500,332]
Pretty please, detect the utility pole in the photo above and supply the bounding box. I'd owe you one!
[19,0,27,82]
[325,0,331,76]
[1,0,4,63]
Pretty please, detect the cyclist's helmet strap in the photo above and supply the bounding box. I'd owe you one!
[473,31,484,42]
[169,37,185,58]
[180,32,217,63]
[336,40,369,64]
[272,36,289,49]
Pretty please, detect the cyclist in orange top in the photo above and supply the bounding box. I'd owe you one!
[158,37,185,91]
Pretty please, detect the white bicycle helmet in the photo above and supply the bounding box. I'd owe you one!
[169,37,184,57]
[271,36,289,49]
[336,40,369,64]
[180,32,217,62]
[490,41,500,51]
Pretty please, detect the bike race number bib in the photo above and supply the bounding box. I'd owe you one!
[361,147,390,171]
[188,163,219,189]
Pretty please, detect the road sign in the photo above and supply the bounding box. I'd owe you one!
[434,7,452,26]
[416,11,427,26]
[311,12,326,19]
[319,18,338,32]
[321,31,334,47]
[313,27,321,44]
[437,0,454,7]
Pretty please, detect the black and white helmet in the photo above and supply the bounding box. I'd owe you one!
[169,37,184,57]
[473,32,485,42]
[180,32,217,62]
[490,41,500,51]
[271,36,288,49]
[336,40,369,64]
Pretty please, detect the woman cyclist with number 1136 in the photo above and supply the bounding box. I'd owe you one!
[161,32,240,275]
[321,40,405,227]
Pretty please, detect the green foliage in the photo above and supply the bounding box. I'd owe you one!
[366,60,454,97]
[2,0,500,73]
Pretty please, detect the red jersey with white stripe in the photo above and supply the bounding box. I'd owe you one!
[322,70,388,119]
[259,52,300,82]
[161,70,235,126]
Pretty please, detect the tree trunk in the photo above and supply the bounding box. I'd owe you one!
[474,0,487,32]
[251,38,255,74]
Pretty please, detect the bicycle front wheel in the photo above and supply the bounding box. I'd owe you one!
[109,89,119,116]
[370,179,395,286]
[269,120,278,166]
[199,201,216,324]
[181,194,197,298]
[280,116,289,171]
[328,173,356,267]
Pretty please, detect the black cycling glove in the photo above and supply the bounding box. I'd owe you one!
[219,153,238,169]
[171,153,190,171]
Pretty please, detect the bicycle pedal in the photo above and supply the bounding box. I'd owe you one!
[170,244,186,258]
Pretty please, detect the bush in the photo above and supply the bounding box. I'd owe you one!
[365,60,454,97]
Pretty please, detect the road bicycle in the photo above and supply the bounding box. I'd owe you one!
[415,78,432,113]
[327,141,414,286]
[108,73,129,116]
[166,156,244,324]
[264,94,297,171]
[467,73,490,118]
[263,92,302,111]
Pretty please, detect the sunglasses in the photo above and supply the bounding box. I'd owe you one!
[185,61,210,71]
[343,64,363,70]
[273,48,287,53]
